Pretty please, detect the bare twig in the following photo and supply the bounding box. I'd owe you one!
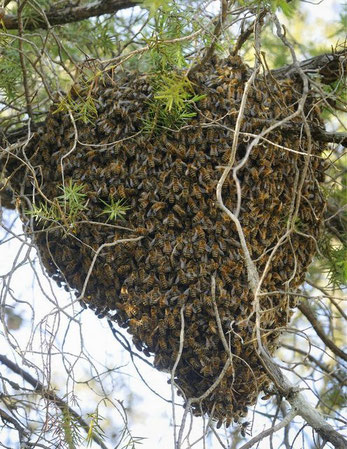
[298,301,347,362]
[0,354,108,449]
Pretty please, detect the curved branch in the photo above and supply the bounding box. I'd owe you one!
[298,301,347,362]
[0,354,108,449]
[271,49,347,84]
[257,349,347,449]
[1,0,139,31]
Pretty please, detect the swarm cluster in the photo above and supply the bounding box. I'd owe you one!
[5,55,325,424]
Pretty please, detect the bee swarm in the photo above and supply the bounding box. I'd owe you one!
[4,55,326,425]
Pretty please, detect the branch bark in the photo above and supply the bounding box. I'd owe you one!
[1,0,139,31]
[298,300,347,362]
[257,350,347,449]
[0,354,108,449]
[271,49,347,84]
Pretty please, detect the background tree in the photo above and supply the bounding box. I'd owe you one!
[0,1,346,449]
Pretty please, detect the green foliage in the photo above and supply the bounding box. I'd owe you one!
[153,74,194,111]
[61,407,84,449]
[54,91,98,125]
[143,3,191,72]
[25,180,87,228]
[58,179,87,216]
[118,429,146,449]
[141,0,170,17]
[99,197,131,221]
[269,0,296,18]
[25,201,60,224]
[318,153,347,287]
[140,4,207,132]
[0,45,22,102]
[85,410,106,447]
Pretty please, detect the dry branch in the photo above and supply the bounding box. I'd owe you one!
[0,354,108,449]
[272,49,347,84]
[0,0,139,31]
[298,301,347,362]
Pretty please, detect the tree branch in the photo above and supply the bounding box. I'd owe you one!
[0,354,109,449]
[1,0,139,31]
[298,301,347,362]
[238,408,297,449]
[271,49,347,84]
[281,343,346,385]
[257,350,347,449]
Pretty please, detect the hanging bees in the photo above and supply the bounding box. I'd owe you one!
[2,55,326,425]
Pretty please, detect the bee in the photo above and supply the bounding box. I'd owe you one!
[182,243,193,257]
[201,365,214,377]
[158,336,167,350]
[117,264,131,276]
[162,240,171,255]
[233,263,243,277]
[211,243,222,259]
[158,319,167,336]
[203,295,213,307]
[144,273,156,288]
[192,299,201,313]
[163,213,178,228]
[115,184,126,199]
[192,183,203,200]
[185,303,193,318]
[181,181,190,199]
[196,239,207,255]
[151,201,166,213]
[172,204,185,217]
[129,318,141,329]
[200,167,212,184]
[123,303,138,317]
[171,176,181,193]
[168,192,175,204]
[167,313,175,329]
[159,273,168,289]
[192,210,204,224]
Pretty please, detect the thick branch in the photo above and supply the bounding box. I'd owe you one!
[258,350,347,449]
[0,354,108,449]
[1,0,139,31]
[271,49,347,84]
[298,301,347,362]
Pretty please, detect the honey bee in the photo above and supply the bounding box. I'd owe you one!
[158,336,167,350]
[124,303,138,317]
[163,213,179,227]
[185,303,193,318]
[201,365,214,377]
[144,273,156,288]
[159,273,168,289]
[191,183,203,200]
[162,241,171,255]
[192,299,201,313]
[167,313,175,329]
[171,176,181,193]
[116,184,126,199]
[151,201,166,213]
[196,239,207,255]
[172,204,185,217]
[192,210,204,224]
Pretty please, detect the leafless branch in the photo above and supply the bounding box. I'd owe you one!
[272,49,347,84]
[298,300,347,362]
[0,354,109,449]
